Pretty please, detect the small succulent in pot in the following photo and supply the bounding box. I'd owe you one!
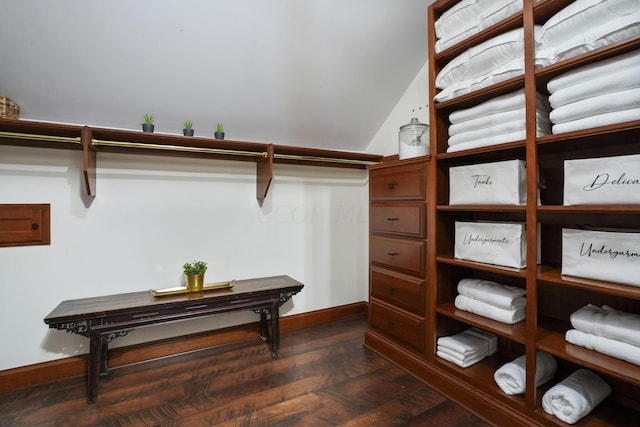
[215,122,225,139]
[183,260,208,276]
[142,114,155,133]
[183,119,194,136]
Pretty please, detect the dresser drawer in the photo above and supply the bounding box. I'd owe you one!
[369,301,424,352]
[370,235,425,275]
[370,267,425,315]
[370,202,425,238]
[370,163,426,201]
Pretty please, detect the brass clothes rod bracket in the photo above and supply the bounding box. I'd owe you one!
[273,153,380,166]
[0,131,81,144]
[91,139,269,158]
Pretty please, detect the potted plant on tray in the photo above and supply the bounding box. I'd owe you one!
[215,122,225,139]
[183,260,208,291]
[142,114,155,133]
[183,119,194,136]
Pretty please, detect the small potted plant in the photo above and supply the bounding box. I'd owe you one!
[183,119,194,136]
[215,122,225,139]
[142,114,155,133]
[183,260,208,291]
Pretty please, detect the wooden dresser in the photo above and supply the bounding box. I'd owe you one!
[366,156,429,356]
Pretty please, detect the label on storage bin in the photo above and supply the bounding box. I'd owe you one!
[562,228,640,287]
[564,154,640,205]
[450,159,526,205]
[454,221,527,268]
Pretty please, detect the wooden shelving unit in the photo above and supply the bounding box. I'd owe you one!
[365,0,640,425]
[0,118,382,201]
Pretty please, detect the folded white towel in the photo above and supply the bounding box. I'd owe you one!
[552,107,640,134]
[437,345,486,362]
[548,68,640,107]
[542,369,611,424]
[449,89,549,123]
[457,278,526,310]
[448,118,550,146]
[571,304,640,348]
[449,108,550,136]
[437,349,486,368]
[466,327,498,355]
[565,329,640,366]
[455,295,526,324]
[550,87,640,124]
[494,351,557,395]
[437,330,489,356]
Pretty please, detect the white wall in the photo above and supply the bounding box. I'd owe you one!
[366,62,430,156]
[0,59,430,372]
[0,146,368,371]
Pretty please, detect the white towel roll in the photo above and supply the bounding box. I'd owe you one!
[494,351,557,395]
[542,369,611,424]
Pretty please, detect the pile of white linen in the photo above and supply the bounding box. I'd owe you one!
[542,369,611,424]
[536,0,640,68]
[494,351,557,395]
[565,304,640,366]
[433,0,522,54]
[437,327,498,368]
[434,28,535,103]
[454,278,526,324]
[547,49,640,134]
[447,89,551,152]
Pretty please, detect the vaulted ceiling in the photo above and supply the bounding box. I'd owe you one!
[0,0,431,152]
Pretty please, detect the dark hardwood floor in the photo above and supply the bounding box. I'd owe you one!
[0,315,492,427]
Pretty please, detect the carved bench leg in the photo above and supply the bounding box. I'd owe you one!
[259,310,269,342]
[88,331,103,404]
[270,304,280,358]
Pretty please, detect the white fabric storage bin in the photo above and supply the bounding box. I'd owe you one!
[562,228,640,287]
[564,154,640,205]
[450,159,526,205]
[455,221,527,268]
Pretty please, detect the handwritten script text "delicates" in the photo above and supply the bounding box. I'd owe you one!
[583,172,640,191]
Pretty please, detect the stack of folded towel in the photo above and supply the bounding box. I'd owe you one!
[437,327,498,368]
[454,278,526,324]
[565,304,640,366]
[494,351,557,395]
[434,28,532,103]
[547,49,640,134]
[542,369,612,424]
[536,0,640,68]
[447,89,551,152]
[433,0,522,54]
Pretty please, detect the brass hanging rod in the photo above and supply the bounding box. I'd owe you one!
[0,131,81,144]
[273,153,379,166]
[91,139,269,158]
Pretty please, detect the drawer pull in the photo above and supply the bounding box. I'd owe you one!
[387,287,395,295]
[386,217,399,222]
[387,182,396,190]
[387,321,395,328]
[387,252,399,257]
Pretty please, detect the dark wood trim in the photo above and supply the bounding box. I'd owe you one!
[364,330,548,427]
[0,302,367,394]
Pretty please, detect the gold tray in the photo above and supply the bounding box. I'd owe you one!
[151,280,236,297]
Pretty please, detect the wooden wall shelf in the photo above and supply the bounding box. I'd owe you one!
[0,118,382,201]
